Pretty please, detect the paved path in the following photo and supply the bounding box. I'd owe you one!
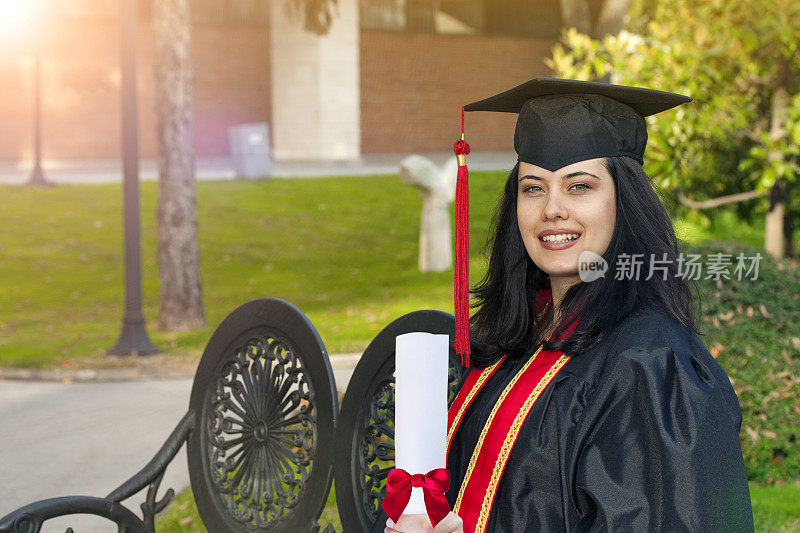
[0,365,356,532]
[0,151,517,185]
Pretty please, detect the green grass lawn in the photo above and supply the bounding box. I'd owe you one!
[1,174,469,367]
[155,484,343,532]
[0,173,780,368]
[751,483,800,532]
[156,482,799,532]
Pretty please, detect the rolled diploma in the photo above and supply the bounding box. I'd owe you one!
[394,332,449,516]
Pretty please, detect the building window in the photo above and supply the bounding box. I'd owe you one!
[51,0,118,20]
[360,0,483,34]
[360,0,407,31]
[436,0,484,34]
[360,0,560,38]
[484,0,561,39]
[52,0,269,27]
[188,0,270,27]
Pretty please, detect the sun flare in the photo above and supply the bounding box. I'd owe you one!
[0,0,39,40]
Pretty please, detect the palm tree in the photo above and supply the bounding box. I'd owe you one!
[152,0,204,331]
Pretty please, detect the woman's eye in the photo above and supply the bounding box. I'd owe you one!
[523,185,543,193]
[570,183,591,191]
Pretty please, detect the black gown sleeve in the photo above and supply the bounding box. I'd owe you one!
[569,339,754,532]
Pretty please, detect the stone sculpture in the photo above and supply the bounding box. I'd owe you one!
[399,155,457,273]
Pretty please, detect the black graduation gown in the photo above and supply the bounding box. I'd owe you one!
[371,304,754,532]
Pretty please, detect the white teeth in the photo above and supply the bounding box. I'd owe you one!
[541,233,580,243]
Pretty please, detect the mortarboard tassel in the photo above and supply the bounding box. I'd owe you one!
[453,107,471,367]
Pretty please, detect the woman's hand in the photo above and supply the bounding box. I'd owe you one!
[384,512,463,533]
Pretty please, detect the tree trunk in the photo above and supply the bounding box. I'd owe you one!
[559,0,593,34]
[153,0,205,331]
[560,0,630,37]
[594,0,632,37]
[764,82,789,259]
[766,179,787,258]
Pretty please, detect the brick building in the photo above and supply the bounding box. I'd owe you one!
[0,0,565,165]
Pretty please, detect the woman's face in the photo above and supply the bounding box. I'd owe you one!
[517,158,616,281]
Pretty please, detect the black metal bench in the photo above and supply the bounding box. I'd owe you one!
[0,298,465,533]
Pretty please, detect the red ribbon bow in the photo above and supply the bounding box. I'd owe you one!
[381,467,451,527]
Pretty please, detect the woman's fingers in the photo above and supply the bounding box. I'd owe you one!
[432,511,464,533]
[390,514,436,532]
[384,513,462,532]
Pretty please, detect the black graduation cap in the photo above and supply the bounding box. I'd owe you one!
[464,77,692,171]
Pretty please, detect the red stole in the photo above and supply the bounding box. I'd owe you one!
[446,288,578,533]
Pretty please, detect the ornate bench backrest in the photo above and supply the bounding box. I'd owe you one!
[187,298,339,532]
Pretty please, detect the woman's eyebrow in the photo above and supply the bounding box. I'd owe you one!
[518,171,601,182]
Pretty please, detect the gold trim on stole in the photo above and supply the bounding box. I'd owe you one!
[475,353,570,531]
[454,345,543,512]
[452,345,570,532]
[447,358,505,450]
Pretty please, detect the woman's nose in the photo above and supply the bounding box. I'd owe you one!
[541,190,568,221]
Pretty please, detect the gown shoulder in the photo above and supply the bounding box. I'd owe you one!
[565,304,754,532]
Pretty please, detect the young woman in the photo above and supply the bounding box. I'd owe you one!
[380,78,754,533]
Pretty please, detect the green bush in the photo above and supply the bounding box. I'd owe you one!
[682,239,800,483]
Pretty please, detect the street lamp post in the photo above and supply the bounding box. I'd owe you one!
[26,11,50,187]
[108,0,158,356]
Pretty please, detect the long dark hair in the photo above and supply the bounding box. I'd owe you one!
[469,156,702,368]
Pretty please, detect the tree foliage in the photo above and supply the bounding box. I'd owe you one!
[545,0,800,225]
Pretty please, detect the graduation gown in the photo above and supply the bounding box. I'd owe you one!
[372,303,754,532]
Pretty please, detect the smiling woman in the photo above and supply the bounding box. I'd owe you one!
[378,78,754,533]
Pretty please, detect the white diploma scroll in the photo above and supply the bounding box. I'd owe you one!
[394,332,449,516]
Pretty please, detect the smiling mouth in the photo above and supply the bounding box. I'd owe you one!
[539,233,582,244]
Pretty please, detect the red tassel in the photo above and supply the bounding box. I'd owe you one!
[454,107,471,367]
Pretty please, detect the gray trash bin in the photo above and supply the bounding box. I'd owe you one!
[228,122,271,179]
